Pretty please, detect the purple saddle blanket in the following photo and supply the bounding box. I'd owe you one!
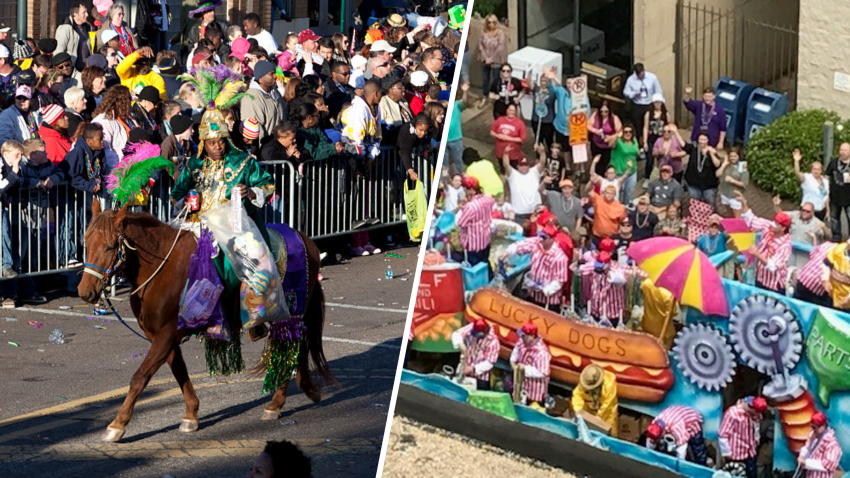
[267,223,308,318]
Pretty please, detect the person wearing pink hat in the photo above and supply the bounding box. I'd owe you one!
[451,318,500,390]
[37,104,72,166]
[0,85,37,146]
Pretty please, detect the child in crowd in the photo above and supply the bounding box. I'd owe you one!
[492,192,515,220]
[696,216,728,257]
[442,174,464,212]
[278,34,300,76]
[426,85,441,104]
[227,25,243,45]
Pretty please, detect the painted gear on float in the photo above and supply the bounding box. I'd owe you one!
[673,323,736,392]
[729,294,803,375]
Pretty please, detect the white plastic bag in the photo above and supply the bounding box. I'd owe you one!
[202,200,290,327]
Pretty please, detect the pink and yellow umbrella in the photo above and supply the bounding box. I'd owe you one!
[626,237,729,317]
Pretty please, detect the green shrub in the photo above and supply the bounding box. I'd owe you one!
[473,0,508,20]
[746,109,850,201]
[744,110,850,201]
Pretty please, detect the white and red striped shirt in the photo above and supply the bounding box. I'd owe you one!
[798,243,835,296]
[451,323,501,381]
[580,262,626,321]
[509,337,551,402]
[799,428,843,478]
[718,401,760,461]
[513,237,571,305]
[653,406,704,446]
[456,194,495,252]
[743,210,792,291]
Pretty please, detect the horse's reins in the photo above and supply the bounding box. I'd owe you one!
[83,205,191,342]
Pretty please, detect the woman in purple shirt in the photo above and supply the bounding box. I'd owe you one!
[683,86,726,148]
[588,101,622,175]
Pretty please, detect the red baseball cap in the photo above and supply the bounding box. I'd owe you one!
[748,396,768,413]
[192,52,210,67]
[472,319,488,333]
[299,29,321,43]
[774,212,791,229]
[598,238,615,253]
[520,321,538,336]
[461,175,479,191]
[598,251,612,263]
[811,412,828,427]
[646,422,663,440]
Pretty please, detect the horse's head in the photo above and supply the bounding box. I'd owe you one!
[78,200,129,304]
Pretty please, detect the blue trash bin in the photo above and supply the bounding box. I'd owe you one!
[744,88,789,144]
[713,77,755,146]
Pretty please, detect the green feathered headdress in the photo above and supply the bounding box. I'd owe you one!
[178,64,252,111]
[106,142,175,207]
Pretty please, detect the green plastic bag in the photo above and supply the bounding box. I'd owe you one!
[404,179,427,242]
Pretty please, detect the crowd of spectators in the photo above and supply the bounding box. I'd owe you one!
[0,0,465,306]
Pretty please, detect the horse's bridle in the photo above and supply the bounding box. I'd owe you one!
[83,228,136,298]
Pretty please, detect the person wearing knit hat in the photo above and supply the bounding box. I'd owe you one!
[129,86,161,132]
[509,319,550,407]
[160,114,194,180]
[38,104,72,165]
[241,117,260,153]
[450,318,500,390]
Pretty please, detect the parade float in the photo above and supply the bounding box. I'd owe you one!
[403,214,850,477]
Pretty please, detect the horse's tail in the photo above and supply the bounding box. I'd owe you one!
[302,282,335,385]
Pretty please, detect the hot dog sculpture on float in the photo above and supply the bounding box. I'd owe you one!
[465,287,674,403]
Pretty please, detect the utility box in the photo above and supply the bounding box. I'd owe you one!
[744,88,789,144]
[713,77,755,145]
[507,47,563,121]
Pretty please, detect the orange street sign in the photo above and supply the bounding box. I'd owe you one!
[570,112,588,146]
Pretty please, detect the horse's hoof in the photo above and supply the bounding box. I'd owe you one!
[178,419,200,433]
[261,409,280,421]
[102,427,125,442]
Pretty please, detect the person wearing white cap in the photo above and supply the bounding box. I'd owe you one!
[348,55,367,93]
[101,30,125,63]
[623,63,663,142]
[0,44,16,102]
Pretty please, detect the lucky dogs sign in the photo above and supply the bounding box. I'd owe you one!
[466,288,674,403]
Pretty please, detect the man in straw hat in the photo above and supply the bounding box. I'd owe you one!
[509,321,551,407]
[718,396,768,478]
[450,318,500,390]
[571,363,619,436]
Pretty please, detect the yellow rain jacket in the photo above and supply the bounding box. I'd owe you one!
[571,370,619,436]
[641,279,678,349]
[826,243,850,309]
[116,51,169,101]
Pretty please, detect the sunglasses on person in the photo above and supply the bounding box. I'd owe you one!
[376,62,389,68]
[15,96,28,101]
[623,129,634,134]
[57,62,72,70]
[501,68,511,73]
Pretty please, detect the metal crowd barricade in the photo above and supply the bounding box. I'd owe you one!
[0,146,432,281]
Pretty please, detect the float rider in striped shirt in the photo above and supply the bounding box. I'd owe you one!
[509,321,551,407]
[503,225,571,313]
[451,319,500,390]
[454,175,495,279]
[718,396,768,478]
[798,412,843,478]
[793,242,834,307]
[733,191,792,294]
[645,405,707,465]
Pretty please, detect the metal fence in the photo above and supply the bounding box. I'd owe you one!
[0,146,434,280]
[674,0,799,127]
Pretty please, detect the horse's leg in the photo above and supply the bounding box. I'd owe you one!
[166,345,200,432]
[103,335,174,441]
[261,379,291,420]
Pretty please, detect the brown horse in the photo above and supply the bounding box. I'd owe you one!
[78,201,333,442]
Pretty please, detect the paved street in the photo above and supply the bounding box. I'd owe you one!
[0,240,416,478]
